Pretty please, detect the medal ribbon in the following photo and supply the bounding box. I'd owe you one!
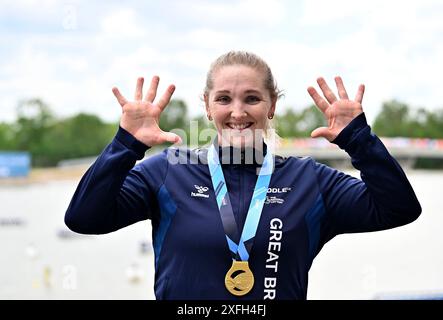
[207,144,274,261]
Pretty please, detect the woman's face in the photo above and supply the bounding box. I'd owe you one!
[205,65,276,148]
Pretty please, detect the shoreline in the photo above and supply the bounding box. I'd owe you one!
[0,165,88,185]
[0,164,439,186]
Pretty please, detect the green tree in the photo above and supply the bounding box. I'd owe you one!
[186,114,213,146]
[37,113,117,166]
[422,109,443,139]
[373,100,443,138]
[5,96,443,168]
[295,104,326,137]
[372,100,410,137]
[14,98,54,149]
[159,99,189,132]
[275,105,326,138]
[0,122,16,150]
[275,109,300,137]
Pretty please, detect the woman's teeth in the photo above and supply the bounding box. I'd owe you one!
[227,123,253,130]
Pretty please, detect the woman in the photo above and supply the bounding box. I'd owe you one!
[65,51,421,300]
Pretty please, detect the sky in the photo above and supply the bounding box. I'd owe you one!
[0,0,442,125]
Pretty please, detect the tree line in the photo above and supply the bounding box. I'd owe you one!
[0,98,442,167]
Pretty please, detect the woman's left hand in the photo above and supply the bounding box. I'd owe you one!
[307,76,365,142]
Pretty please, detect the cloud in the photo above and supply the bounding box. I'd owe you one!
[0,0,442,127]
[181,28,237,51]
[173,0,286,28]
[300,0,368,26]
[99,8,146,38]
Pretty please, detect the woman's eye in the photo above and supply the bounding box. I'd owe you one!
[216,96,231,104]
[245,96,261,104]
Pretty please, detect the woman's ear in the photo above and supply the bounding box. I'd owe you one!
[204,94,212,120]
[269,97,277,118]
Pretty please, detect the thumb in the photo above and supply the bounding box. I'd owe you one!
[310,127,333,140]
[160,131,182,145]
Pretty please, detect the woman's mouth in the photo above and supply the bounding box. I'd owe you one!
[225,122,254,131]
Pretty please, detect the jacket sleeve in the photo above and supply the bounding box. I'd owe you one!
[314,113,421,242]
[64,127,166,234]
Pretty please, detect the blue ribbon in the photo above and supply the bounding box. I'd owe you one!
[207,144,273,261]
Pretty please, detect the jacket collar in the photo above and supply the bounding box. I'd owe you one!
[213,139,268,166]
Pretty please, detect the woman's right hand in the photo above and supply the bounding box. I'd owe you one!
[112,76,182,147]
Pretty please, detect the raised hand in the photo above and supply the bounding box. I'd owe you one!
[307,76,365,142]
[112,76,182,147]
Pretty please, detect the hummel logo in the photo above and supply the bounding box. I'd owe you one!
[191,185,210,198]
[195,185,209,193]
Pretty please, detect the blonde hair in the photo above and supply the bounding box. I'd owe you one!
[204,51,283,145]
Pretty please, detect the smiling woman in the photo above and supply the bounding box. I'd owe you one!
[206,64,274,148]
[65,50,421,300]
[203,51,282,148]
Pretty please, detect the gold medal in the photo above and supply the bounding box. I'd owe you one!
[225,261,254,296]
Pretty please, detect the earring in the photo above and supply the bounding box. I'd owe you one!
[207,114,213,121]
[268,114,274,119]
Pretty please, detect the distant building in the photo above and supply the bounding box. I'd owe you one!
[0,152,31,178]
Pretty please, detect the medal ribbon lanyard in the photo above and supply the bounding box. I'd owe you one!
[207,144,274,261]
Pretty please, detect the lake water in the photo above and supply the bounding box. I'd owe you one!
[1,170,442,299]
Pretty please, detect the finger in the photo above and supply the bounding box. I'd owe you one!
[112,87,128,107]
[311,127,334,141]
[334,76,349,100]
[317,77,338,104]
[307,86,329,113]
[355,84,365,104]
[144,75,160,102]
[134,77,144,101]
[160,131,182,144]
[157,84,176,111]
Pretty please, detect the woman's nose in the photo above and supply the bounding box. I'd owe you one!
[230,100,247,119]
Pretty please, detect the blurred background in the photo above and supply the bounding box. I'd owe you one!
[1,0,442,299]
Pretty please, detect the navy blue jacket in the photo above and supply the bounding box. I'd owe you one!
[65,113,421,300]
